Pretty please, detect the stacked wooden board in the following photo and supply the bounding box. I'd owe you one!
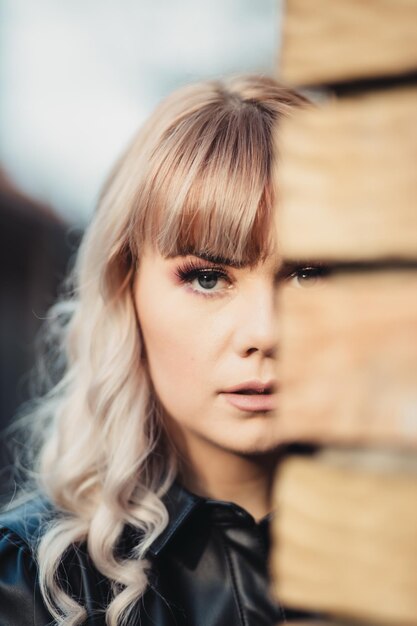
[279,0,417,86]
[271,1,417,624]
[272,450,417,624]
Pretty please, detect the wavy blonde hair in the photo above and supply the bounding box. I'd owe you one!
[17,75,307,625]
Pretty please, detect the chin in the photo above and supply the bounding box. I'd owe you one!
[228,439,282,457]
[211,417,283,456]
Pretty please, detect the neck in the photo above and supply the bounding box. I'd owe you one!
[174,437,279,522]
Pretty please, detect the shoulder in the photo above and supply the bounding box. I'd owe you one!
[0,495,56,625]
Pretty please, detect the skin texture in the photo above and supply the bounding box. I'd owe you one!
[132,243,319,519]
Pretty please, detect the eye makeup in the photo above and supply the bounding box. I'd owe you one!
[288,264,331,287]
[278,261,331,287]
[174,259,234,298]
[173,256,331,298]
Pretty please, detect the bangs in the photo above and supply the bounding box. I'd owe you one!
[130,97,277,266]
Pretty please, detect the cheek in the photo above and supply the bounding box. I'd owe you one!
[145,312,195,380]
[135,282,209,404]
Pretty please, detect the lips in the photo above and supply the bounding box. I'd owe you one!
[222,380,277,394]
[220,380,278,412]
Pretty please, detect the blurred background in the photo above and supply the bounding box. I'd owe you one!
[0,0,278,497]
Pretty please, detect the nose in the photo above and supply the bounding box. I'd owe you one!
[234,282,278,359]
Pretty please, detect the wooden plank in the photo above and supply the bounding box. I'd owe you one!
[274,271,417,447]
[279,0,417,85]
[271,452,417,625]
[276,86,417,260]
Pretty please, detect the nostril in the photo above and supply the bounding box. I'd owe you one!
[244,346,277,359]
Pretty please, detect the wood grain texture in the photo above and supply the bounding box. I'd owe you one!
[273,271,417,446]
[271,452,417,625]
[276,86,417,260]
[279,0,417,85]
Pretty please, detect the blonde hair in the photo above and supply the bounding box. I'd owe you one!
[18,75,307,625]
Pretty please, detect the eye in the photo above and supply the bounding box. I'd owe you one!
[175,262,232,296]
[289,266,329,288]
[194,269,224,291]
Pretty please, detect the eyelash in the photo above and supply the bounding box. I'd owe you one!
[174,261,329,297]
[287,265,330,286]
[175,261,231,298]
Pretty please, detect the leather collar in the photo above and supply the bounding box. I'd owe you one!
[146,480,274,558]
[147,481,203,557]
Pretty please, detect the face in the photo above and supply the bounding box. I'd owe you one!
[133,244,324,457]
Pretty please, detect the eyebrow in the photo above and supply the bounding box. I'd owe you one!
[172,252,320,272]
[166,250,245,268]
[277,260,332,280]
[192,252,244,268]
[168,251,329,273]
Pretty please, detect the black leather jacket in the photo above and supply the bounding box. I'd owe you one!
[0,481,314,625]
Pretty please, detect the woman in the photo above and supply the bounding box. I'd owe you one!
[0,75,317,625]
